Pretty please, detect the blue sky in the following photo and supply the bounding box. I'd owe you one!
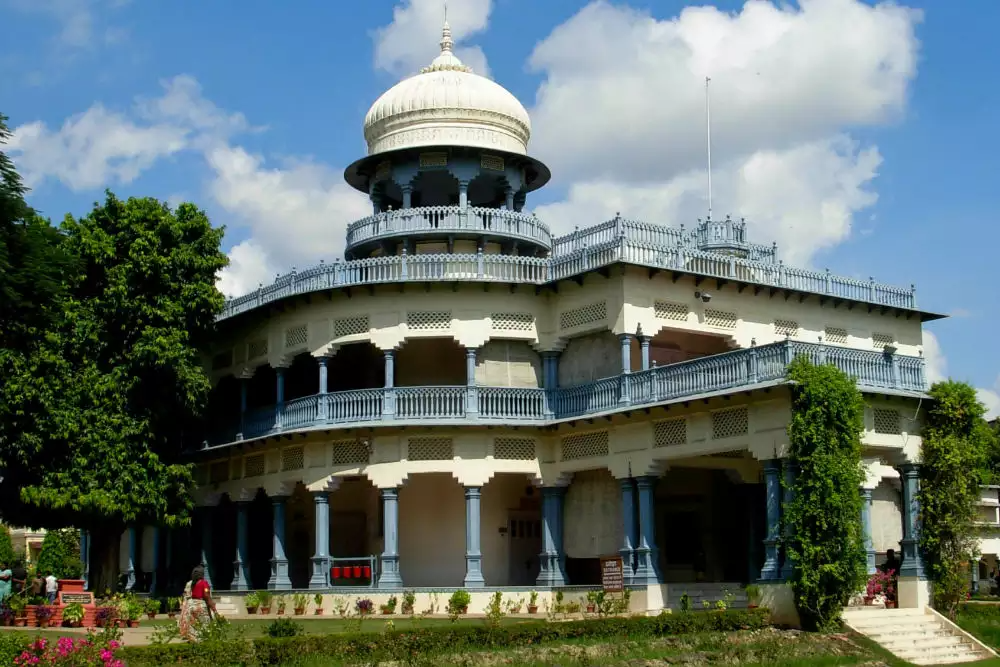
[1,0,997,413]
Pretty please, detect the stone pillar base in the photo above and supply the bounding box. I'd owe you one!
[897,577,931,609]
[464,554,485,588]
[309,556,330,589]
[378,556,402,589]
[267,559,291,590]
[232,560,250,591]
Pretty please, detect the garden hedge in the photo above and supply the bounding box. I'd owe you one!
[119,608,769,666]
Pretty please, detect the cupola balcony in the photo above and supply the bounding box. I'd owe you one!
[345,205,551,259]
[201,340,926,450]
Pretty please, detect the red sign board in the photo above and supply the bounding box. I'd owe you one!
[600,555,624,592]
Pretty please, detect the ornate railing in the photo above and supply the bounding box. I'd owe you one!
[345,206,552,254]
[220,223,918,321]
[208,341,926,448]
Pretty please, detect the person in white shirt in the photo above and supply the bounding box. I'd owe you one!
[44,571,58,604]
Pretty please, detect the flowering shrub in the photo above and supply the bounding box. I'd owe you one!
[355,598,374,616]
[14,636,124,666]
[35,604,55,622]
[866,569,896,599]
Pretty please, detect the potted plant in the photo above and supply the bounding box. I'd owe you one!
[259,591,273,614]
[527,590,539,614]
[94,605,115,628]
[145,598,160,619]
[8,595,27,626]
[313,593,324,615]
[168,597,181,619]
[744,584,761,610]
[63,602,86,628]
[35,603,55,628]
[586,590,599,613]
[448,590,471,616]
[292,593,307,615]
[122,597,142,628]
[244,591,260,614]
[275,595,287,615]
[380,595,398,615]
[355,598,374,617]
[401,590,416,615]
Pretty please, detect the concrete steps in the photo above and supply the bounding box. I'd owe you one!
[214,596,242,616]
[843,607,995,665]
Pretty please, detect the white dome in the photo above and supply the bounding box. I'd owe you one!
[363,23,532,157]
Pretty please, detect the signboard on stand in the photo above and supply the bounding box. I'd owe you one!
[600,555,624,592]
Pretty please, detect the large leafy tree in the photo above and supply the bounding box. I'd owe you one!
[920,381,994,617]
[0,119,228,589]
[784,357,868,631]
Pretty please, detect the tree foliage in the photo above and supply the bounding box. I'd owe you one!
[0,525,16,567]
[35,529,82,579]
[784,357,867,631]
[920,381,994,617]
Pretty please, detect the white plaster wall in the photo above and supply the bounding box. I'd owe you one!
[564,469,623,559]
[398,474,466,587]
[476,340,541,387]
[330,478,382,558]
[559,332,619,385]
[480,473,540,586]
[871,480,903,554]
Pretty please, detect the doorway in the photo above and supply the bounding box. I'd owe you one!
[507,511,541,586]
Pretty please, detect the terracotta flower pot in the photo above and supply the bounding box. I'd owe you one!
[277,609,285,616]
[260,606,271,614]
[294,608,305,616]
[528,605,538,614]
[587,604,595,613]
[38,619,49,628]
[314,608,323,616]
[247,608,258,615]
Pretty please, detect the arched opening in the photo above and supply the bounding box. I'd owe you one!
[206,375,241,441]
[563,468,622,585]
[328,342,385,391]
[410,170,459,208]
[286,483,312,589]
[467,172,507,209]
[210,497,236,590]
[328,476,381,588]
[396,338,465,386]
[373,178,403,212]
[483,474,542,586]
[641,328,734,368]
[246,365,276,410]
[248,488,272,590]
[285,353,318,402]
[398,474,466,587]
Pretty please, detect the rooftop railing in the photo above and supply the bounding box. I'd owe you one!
[344,206,552,255]
[203,340,925,449]
[219,218,918,320]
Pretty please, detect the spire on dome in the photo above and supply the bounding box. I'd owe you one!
[423,11,472,73]
[439,20,454,54]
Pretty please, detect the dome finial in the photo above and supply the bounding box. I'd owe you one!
[440,3,454,54]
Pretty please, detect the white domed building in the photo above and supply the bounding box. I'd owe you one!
[97,24,948,623]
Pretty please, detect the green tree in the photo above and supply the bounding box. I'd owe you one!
[0,525,15,567]
[920,381,992,618]
[35,529,82,580]
[784,357,868,631]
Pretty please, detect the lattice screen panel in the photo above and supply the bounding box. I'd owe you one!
[774,320,800,338]
[711,407,749,440]
[408,437,454,461]
[406,311,451,330]
[710,450,747,459]
[872,332,895,349]
[705,309,738,330]
[248,338,268,360]
[559,302,607,330]
[825,327,849,345]
[332,439,370,466]
[494,437,536,460]
[491,312,534,332]
[654,301,688,322]
[209,461,229,485]
[211,350,232,371]
[285,324,308,348]
[230,458,243,480]
[419,152,448,167]
[481,155,504,171]
[872,408,901,435]
[560,431,609,461]
[281,446,305,471]
[244,454,266,478]
[653,418,687,448]
[335,315,370,338]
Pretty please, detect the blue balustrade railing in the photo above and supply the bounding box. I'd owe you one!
[208,341,926,448]
[219,216,919,321]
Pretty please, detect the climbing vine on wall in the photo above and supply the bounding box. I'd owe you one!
[784,357,867,632]
[920,381,994,618]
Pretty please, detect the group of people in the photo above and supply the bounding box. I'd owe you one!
[0,561,61,605]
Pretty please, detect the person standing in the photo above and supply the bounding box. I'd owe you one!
[10,561,27,596]
[44,570,58,604]
[178,566,218,641]
[0,563,11,604]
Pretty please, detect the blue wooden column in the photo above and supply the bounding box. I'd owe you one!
[317,357,329,424]
[639,335,652,371]
[233,502,251,591]
[378,487,403,588]
[463,486,485,587]
[973,560,981,594]
[310,491,331,589]
[274,367,286,430]
[125,526,138,590]
[898,464,926,579]
[760,459,781,580]
[465,348,479,417]
[383,350,396,419]
[199,509,213,587]
[618,334,632,405]
[542,351,560,418]
[536,486,567,586]
[780,460,797,580]
[619,478,637,584]
[237,379,248,440]
[267,495,292,590]
[861,488,877,575]
[634,475,661,585]
[150,527,161,595]
[80,530,90,590]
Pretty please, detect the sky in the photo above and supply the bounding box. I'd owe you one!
[0,0,997,416]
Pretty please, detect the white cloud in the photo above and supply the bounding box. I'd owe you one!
[373,0,492,77]
[217,241,277,299]
[5,0,129,50]
[527,0,921,263]
[922,331,999,420]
